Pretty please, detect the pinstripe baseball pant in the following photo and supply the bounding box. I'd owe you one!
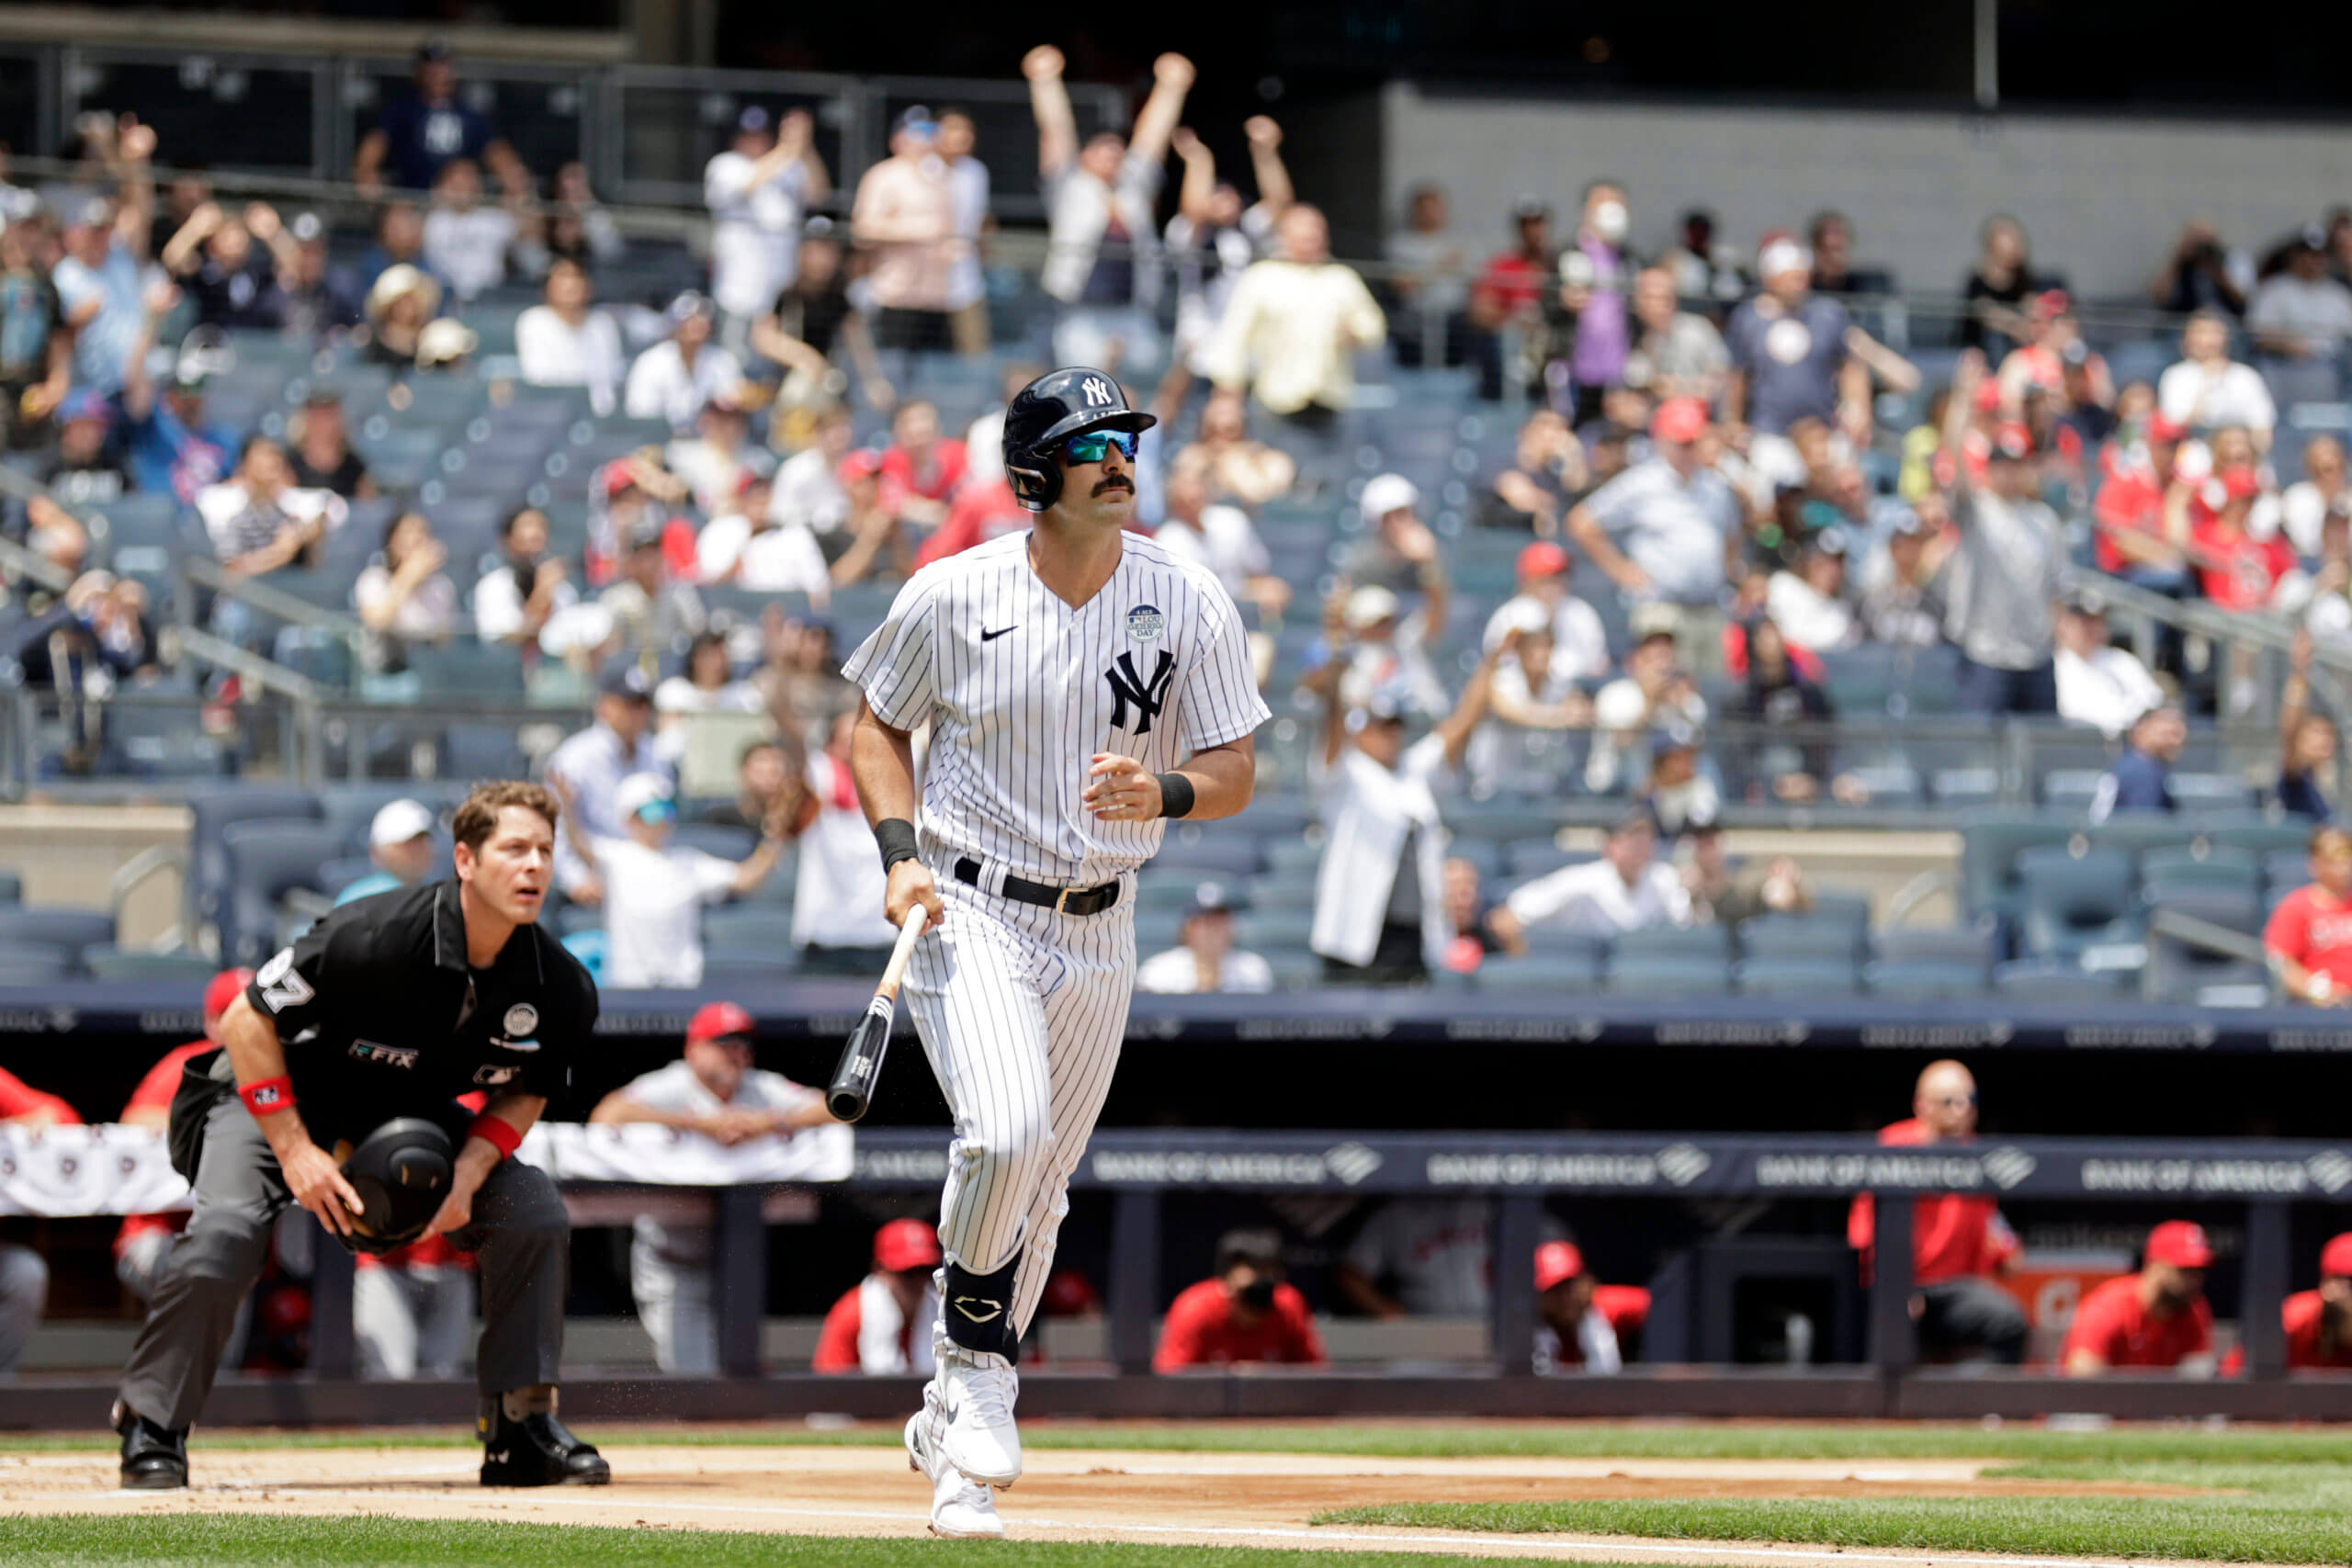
[903,873,1135,1341]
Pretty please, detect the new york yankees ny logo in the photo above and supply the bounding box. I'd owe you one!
[1081,377,1115,407]
[1104,650,1175,736]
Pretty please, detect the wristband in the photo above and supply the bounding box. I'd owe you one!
[468,1112,523,1162]
[1155,772,1196,820]
[237,1077,295,1117]
[875,817,920,873]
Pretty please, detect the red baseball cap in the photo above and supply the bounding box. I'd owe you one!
[2030,288,2072,321]
[837,448,884,483]
[1518,541,1570,579]
[2145,1220,2215,1269]
[204,966,255,1024]
[1650,397,1708,446]
[2322,1232,2352,1280]
[874,1217,942,1272]
[685,1000,755,1046]
[2219,466,2262,502]
[1042,1269,1102,1316]
[1534,1240,1586,1292]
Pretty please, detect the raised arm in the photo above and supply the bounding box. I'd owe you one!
[159,202,223,276]
[1942,348,1985,496]
[1433,630,1516,771]
[781,108,830,204]
[1242,117,1294,218]
[1023,45,1079,179]
[1127,53,1194,169]
[1170,128,1216,226]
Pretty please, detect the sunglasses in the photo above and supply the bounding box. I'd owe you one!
[1063,429,1139,464]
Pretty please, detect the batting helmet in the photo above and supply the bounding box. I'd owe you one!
[334,1117,455,1255]
[1001,367,1156,512]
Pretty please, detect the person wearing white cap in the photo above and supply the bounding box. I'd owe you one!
[334,798,439,908]
[1302,630,1521,986]
[1340,472,1450,635]
[553,773,791,989]
[1725,234,1871,445]
[1315,581,1449,718]
[704,106,828,355]
[625,292,746,434]
[1138,883,1273,995]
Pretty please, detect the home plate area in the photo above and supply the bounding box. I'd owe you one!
[0,1436,2209,1567]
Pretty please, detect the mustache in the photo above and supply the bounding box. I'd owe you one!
[1092,475,1134,496]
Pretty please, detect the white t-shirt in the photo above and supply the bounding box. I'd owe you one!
[515,306,626,416]
[1481,592,1611,682]
[2249,274,2352,356]
[2055,644,2165,739]
[473,562,578,643]
[624,340,746,432]
[593,836,738,988]
[793,750,896,950]
[697,513,831,597]
[770,445,851,535]
[618,1058,825,1262]
[421,206,515,301]
[1136,946,1275,995]
[1151,504,1270,596]
[1766,570,1859,651]
[704,152,809,320]
[354,564,458,639]
[1343,1198,1498,1316]
[1504,857,1691,937]
[2280,481,2347,558]
[2156,358,2276,434]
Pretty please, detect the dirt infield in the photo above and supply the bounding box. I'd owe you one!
[0,1438,2222,1567]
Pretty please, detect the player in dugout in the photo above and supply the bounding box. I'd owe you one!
[1847,1059,2029,1363]
[1533,1240,1650,1373]
[2283,1231,2352,1370]
[1155,1227,1326,1371]
[813,1218,944,1374]
[2060,1220,2215,1375]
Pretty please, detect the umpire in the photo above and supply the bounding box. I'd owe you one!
[112,780,609,1491]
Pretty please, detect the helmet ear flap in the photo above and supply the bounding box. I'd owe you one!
[1006,451,1059,512]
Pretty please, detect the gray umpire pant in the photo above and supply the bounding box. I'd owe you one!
[119,1096,571,1430]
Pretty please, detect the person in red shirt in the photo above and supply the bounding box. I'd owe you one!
[2190,465,2293,611]
[1848,1059,2028,1363]
[2092,415,2192,583]
[876,399,968,535]
[0,1062,78,1372]
[2264,825,2352,1006]
[1533,1240,1649,1373]
[115,968,251,1303]
[1154,1227,1325,1372]
[2283,1231,2352,1370]
[2061,1219,2215,1374]
[814,1218,942,1374]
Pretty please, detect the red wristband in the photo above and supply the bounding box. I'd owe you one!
[468,1112,523,1161]
[237,1077,295,1118]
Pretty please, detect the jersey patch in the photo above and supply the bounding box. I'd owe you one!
[1104,649,1175,737]
[503,1003,538,1037]
[1125,604,1164,642]
[473,1064,522,1087]
[347,1040,419,1069]
[254,948,314,1013]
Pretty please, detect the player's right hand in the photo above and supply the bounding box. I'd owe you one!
[886,860,944,932]
[283,1140,364,1237]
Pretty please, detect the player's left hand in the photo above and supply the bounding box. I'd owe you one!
[1084,753,1161,820]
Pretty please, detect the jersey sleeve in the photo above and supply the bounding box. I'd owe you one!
[689,850,741,903]
[248,915,340,1042]
[841,573,940,730]
[1176,580,1270,753]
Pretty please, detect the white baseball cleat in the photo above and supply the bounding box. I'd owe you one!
[936,1346,1023,1485]
[906,1408,1004,1539]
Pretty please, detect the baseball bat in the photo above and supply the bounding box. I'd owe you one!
[825,905,928,1122]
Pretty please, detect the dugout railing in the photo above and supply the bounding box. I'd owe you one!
[6,1124,2352,1428]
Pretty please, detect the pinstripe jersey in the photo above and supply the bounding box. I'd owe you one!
[843,529,1269,886]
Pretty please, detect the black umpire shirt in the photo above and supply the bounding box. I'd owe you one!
[245,879,598,1147]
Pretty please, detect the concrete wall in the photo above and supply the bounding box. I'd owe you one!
[1384,85,2352,300]
[0,806,187,948]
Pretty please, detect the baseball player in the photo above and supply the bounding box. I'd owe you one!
[111,781,607,1491]
[844,367,1267,1537]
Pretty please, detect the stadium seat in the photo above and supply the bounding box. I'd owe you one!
[0,942,71,984]
[2143,886,2266,1004]
[1613,923,1734,963]
[0,908,116,969]
[2014,845,2140,959]
[702,906,798,955]
[1960,813,2078,916]
[1993,957,2129,1004]
[1478,953,1602,992]
[1871,923,1997,966]
[1864,958,1991,999]
[85,947,221,985]
[2140,843,2262,895]
[673,824,757,863]
[1609,953,1731,995]
[1738,913,1869,960]
[2265,847,2314,897]
[220,821,346,968]
[1736,955,1862,996]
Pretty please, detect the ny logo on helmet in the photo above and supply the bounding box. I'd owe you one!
[1081,377,1115,407]
[1104,650,1175,736]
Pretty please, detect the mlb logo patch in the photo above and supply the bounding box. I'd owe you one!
[1125,604,1164,642]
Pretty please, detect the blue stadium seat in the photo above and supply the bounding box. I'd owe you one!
[1737,955,1862,996]
[1740,914,1869,960]
[188,789,323,940]
[1478,953,1601,993]
[2014,845,2140,959]
[220,821,345,968]
[0,908,115,969]
[1872,923,1997,966]
[1608,953,1730,995]
[85,947,221,985]
[2141,843,2261,895]
[1613,923,1734,963]
[702,905,797,955]
[0,942,71,984]
[1993,957,2129,1004]
[1864,959,1991,999]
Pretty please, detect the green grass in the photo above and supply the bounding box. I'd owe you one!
[0,1516,1609,1568]
[1320,1461,2352,1564]
[12,1419,2352,1465]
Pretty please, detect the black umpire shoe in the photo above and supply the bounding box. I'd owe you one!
[112,1401,188,1491]
[480,1408,610,1487]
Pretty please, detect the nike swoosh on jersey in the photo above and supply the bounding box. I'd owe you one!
[980,626,1017,642]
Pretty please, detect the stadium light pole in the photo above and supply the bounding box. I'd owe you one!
[1973,0,1999,109]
